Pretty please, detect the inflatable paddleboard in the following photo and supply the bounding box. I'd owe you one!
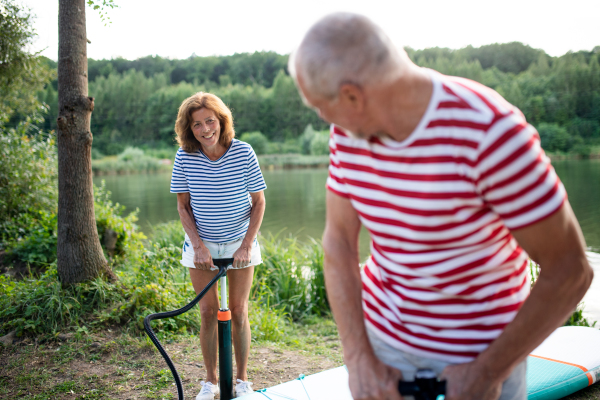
[528,326,600,399]
[237,326,600,400]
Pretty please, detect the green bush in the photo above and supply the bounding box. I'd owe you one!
[150,220,184,249]
[266,140,302,154]
[0,121,57,242]
[299,124,316,155]
[240,131,268,155]
[92,147,169,174]
[254,235,329,321]
[94,182,146,258]
[6,211,57,267]
[91,147,104,160]
[538,123,572,153]
[310,131,330,156]
[117,147,145,162]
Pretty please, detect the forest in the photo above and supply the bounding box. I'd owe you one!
[31,42,600,157]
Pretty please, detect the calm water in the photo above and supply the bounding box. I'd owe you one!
[94,160,600,320]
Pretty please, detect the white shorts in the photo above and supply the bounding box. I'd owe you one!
[181,233,262,271]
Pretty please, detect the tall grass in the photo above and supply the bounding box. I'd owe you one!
[254,234,329,321]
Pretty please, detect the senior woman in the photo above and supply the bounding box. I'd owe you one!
[170,92,266,400]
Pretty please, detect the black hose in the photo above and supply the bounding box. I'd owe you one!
[144,258,234,400]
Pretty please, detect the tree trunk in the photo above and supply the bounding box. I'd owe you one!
[57,0,115,283]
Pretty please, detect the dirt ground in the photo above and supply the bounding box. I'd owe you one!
[0,330,342,399]
[2,330,600,399]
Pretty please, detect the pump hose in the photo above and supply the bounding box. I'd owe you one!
[144,258,233,400]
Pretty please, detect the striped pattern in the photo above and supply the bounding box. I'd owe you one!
[170,139,266,242]
[326,70,566,363]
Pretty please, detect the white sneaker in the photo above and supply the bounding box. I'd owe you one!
[196,381,219,400]
[235,379,254,397]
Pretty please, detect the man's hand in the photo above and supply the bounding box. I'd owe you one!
[347,353,403,400]
[440,361,502,400]
[232,242,252,269]
[193,243,213,270]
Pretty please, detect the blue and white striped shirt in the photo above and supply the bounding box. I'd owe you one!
[170,139,267,242]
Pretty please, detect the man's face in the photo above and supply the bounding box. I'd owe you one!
[297,74,371,139]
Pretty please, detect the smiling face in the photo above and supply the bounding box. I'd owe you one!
[191,108,221,151]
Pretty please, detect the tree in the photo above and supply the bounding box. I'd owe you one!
[0,0,54,121]
[56,0,115,283]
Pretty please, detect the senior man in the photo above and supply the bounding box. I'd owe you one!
[289,13,593,400]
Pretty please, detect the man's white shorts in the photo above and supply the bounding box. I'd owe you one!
[181,233,262,271]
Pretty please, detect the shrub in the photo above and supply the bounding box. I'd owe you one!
[310,131,330,156]
[150,220,184,249]
[253,234,329,321]
[94,182,146,258]
[0,121,57,242]
[266,141,301,154]
[117,147,145,162]
[239,131,268,155]
[299,124,316,155]
[538,123,572,153]
[92,147,168,174]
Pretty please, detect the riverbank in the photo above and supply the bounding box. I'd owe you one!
[91,152,330,175]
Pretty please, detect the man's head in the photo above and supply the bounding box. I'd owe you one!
[289,13,411,138]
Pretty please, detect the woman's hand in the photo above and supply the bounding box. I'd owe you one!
[193,243,214,270]
[232,241,252,269]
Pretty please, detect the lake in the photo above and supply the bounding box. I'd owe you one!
[94,159,600,322]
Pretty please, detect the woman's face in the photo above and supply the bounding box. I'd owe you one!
[191,108,221,151]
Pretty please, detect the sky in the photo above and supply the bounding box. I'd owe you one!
[23,0,600,61]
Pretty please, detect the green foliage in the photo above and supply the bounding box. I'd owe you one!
[239,131,268,155]
[94,182,146,258]
[538,123,574,153]
[34,43,600,157]
[92,146,170,174]
[86,0,118,26]
[0,120,57,242]
[254,235,329,321]
[7,211,57,266]
[564,303,597,328]
[299,124,329,156]
[300,124,316,155]
[149,220,184,249]
[265,140,302,154]
[0,0,55,121]
[310,131,330,156]
[0,266,124,336]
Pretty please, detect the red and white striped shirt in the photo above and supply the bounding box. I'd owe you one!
[326,70,566,363]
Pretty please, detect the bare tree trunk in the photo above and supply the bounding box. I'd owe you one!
[57,0,115,283]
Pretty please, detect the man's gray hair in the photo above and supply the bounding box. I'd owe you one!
[289,13,408,100]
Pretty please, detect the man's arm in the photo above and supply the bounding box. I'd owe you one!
[323,190,403,400]
[441,200,593,400]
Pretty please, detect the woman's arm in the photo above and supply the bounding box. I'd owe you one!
[176,192,213,270]
[232,190,266,269]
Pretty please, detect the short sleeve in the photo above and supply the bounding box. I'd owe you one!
[326,125,351,198]
[246,148,267,193]
[475,112,566,230]
[170,149,189,193]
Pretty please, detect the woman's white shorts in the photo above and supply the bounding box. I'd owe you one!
[181,233,262,271]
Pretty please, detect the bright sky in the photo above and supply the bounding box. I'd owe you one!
[24,0,600,61]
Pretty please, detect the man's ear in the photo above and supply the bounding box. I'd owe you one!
[338,83,365,113]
